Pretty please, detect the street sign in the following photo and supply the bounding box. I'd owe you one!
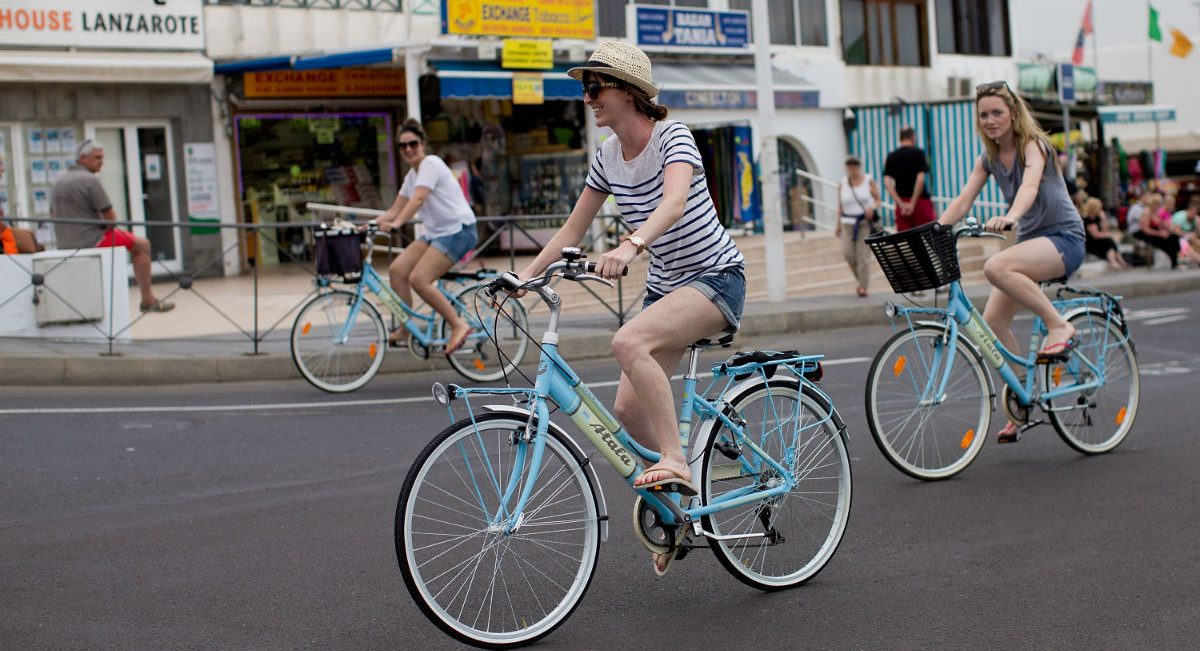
[1058,63,1076,104]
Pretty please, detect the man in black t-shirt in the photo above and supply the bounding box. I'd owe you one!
[883,126,936,231]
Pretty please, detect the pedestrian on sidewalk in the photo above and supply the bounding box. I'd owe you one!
[836,156,881,297]
[1081,197,1127,270]
[1130,193,1179,268]
[1170,195,1200,266]
[883,126,935,232]
[51,141,173,312]
[936,80,1085,444]
[513,40,745,576]
[373,118,478,354]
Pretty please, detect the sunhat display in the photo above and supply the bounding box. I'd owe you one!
[567,40,658,99]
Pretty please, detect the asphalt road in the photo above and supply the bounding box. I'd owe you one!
[2,291,1199,650]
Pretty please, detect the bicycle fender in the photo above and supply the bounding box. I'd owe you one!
[1058,306,1136,354]
[481,404,609,542]
[914,320,997,406]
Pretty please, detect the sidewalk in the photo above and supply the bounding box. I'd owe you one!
[2,264,1199,386]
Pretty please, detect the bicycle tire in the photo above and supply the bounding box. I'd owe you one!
[865,325,991,480]
[396,413,601,648]
[290,290,386,393]
[1044,309,1140,454]
[443,284,530,383]
[700,377,852,590]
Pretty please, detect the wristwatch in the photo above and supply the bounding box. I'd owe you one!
[623,234,647,255]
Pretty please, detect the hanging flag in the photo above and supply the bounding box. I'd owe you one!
[1071,1,1093,65]
[1149,6,1162,42]
[1169,28,1193,58]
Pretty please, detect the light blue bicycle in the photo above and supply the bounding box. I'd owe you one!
[394,248,853,648]
[864,219,1140,480]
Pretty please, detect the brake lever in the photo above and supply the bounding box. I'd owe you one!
[571,273,615,289]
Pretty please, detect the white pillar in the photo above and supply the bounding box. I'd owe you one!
[210,78,241,277]
[752,0,786,301]
[405,48,422,123]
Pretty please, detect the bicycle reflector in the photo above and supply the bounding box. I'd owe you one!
[431,382,451,407]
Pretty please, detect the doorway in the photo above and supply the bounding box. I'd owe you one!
[85,122,182,272]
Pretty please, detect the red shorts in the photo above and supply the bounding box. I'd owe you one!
[895,197,936,232]
[95,228,137,250]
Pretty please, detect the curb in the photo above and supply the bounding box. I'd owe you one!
[3,271,1199,387]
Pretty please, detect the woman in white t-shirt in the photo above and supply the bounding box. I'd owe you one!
[376,119,479,355]
[836,156,882,297]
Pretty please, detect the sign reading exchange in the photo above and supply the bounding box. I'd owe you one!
[442,0,595,39]
[0,0,204,51]
[634,5,750,50]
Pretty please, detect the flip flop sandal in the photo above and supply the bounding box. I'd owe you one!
[139,300,175,313]
[996,421,1021,444]
[634,466,698,497]
[1036,338,1076,364]
[652,547,679,577]
[443,329,472,357]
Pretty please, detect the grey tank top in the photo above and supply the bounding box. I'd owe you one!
[980,141,1084,243]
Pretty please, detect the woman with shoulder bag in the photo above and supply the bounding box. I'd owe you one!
[836,156,882,297]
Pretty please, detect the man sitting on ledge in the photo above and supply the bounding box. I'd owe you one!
[51,140,174,313]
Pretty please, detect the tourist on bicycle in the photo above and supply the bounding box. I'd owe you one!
[374,119,478,355]
[936,81,1086,443]
[513,41,746,573]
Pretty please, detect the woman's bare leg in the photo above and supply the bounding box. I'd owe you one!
[982,237,1074,349]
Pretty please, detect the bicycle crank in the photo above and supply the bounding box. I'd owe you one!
[632,495,686,556]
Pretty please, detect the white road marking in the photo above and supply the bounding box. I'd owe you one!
[0,357,874,415]
[1139,315,1189,326]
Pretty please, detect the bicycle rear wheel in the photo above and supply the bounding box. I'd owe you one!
[396,413,601,648]
[290,290,386,393]
[444,285,531,383]
[1044,310,1139,454]
[700,377,852,590]
[865,325,991,480]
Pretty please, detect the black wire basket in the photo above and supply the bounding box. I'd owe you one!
[865,221,960,293]
[313,226,365,283]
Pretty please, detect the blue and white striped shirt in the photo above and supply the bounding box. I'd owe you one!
[586,120,744,295]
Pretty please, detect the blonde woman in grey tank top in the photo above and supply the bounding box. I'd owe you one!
[936,81,1087,444]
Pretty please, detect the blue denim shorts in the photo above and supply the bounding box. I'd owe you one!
[420,224,478,262]
[642,267,746,333]
[1045,233,1086,277]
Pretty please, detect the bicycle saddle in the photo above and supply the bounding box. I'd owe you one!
[1039,274,1071,287]
[442,268,497,282]
[691,333,735,349]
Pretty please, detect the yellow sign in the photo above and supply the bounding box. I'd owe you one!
[502,39,554,69]
[444,0,595,39]
[244,68,406,98]
[512,72,545,105]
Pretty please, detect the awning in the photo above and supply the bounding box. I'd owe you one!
[1098,105,1177,124]
[0,49,212,84]
[434,60,579,100]
[214,48,398,75]
[652,62,820,109]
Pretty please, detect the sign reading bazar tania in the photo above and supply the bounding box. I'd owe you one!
[0,0,204,51]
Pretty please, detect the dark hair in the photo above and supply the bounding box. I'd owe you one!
[845,155,861,166]
[586,72,667,121]
[899,126,915,141]
[399,118,425,142]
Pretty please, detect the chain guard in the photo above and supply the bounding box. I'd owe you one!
[407,334,430,360]
[632,496,684,555]
[1000,382,1032,424]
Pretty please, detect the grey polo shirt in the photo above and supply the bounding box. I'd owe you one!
[52,164,113,249]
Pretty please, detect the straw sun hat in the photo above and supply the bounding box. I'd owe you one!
[567,41,659,99]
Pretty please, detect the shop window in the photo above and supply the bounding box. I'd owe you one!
[729,0,828,46]
[599,0,712,38]
[935,0,1011,56]
[842,0,928,66]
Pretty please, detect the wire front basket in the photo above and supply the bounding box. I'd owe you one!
[865,222,961,293]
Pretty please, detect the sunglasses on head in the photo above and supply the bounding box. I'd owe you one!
[582,80,620,100]
[398,139,422,150]
[976,80,1011,96]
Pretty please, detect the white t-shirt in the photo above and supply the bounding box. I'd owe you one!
[839,175,874,223]
[399,155,476,238]
[585,120,744,295]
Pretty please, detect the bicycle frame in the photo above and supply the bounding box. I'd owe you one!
[329,263,476,349]
[887,279,1122,409]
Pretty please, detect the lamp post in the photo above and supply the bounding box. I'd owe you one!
[752,0,786,302]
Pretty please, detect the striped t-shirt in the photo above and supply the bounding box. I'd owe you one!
[585,119,744,295]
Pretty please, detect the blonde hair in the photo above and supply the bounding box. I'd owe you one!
[975,84,1058,173]
[1082,197,1103,217]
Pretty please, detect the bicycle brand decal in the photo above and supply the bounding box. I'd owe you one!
[964,311,1004,368]
[567,405,635,478]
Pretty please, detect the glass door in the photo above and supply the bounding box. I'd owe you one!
[85,122,182,272]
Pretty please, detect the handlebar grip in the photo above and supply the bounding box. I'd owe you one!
[483,271,522,297]
[584,262,629,276]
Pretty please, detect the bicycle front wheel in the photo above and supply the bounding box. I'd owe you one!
[865,325,991,480]
[444,285,531,383]
[396,413,601,648]
[290,290,386,393]
[700,377,852,590]
[1044,310,1140,454]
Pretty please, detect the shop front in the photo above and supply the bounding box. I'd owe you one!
[0,0,214,274]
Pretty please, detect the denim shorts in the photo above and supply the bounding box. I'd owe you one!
[1045,233,1086,277]
[642,267,746,334]
[420,224,478,262]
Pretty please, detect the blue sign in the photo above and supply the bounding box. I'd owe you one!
[657,89,819,110]
[1058,63,1076,104]
[635,6,750,49]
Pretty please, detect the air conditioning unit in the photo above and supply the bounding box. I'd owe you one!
[33,254,104,325]
[947,76,972,98]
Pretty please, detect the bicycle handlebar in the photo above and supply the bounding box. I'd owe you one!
[953,216,1010,240]
[483,251,628,298]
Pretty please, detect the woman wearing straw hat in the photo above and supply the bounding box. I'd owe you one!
[936,81,1086,444]
[514,41,746,575]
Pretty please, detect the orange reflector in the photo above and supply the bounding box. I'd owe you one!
[301,322,312,335]
[369,343,377,358]
[961,429,975,449]
[1116,406,1127,425]
[893,356,907,377]
[1053,367,1063,387]
[473,358,486,371]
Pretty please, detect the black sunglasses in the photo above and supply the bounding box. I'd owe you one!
[975,80,1011,96]
[582,81,620,100]
[398,139,422,150]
